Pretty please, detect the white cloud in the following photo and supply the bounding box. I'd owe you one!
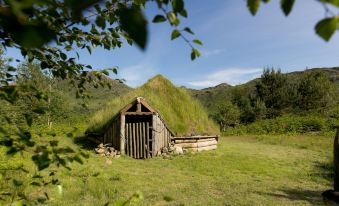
[202,49,225,57]
[188,67,262,88]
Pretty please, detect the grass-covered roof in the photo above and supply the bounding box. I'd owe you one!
[86,75,219,136]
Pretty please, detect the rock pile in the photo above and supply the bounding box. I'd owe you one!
[95,143,120,158]
[159,142,184,158]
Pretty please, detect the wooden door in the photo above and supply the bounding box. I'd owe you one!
[125,122,152,159]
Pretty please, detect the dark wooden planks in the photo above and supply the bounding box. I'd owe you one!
[146,122,150,158]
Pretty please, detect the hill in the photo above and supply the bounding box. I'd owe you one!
[187,83,233,113]
[86,75,219,136]
[58,73,133,119]
[187,67,339,113]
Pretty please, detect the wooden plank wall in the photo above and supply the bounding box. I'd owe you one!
[103,119,120,150]
[152,115,172,156]
[125,122,151,159]
[102,114,173,159]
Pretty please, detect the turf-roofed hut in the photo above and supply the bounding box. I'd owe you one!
[86,75,219,159]
[89,97,174,159]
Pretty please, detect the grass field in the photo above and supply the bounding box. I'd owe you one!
[1,131,334,206]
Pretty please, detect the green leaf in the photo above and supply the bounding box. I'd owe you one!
[172,0,184,13]
[247,0,261,15]
[192,39,203,46]
[183,27,194,35]
[179,9,188,18]
[95,16,106,29]
[167,12,180,26]
[171,29,181,40]
[60,53,67,60]
[194,48,201,57]
[315,17,338,41]
[152,15,166,23]
[118,6,148,50]
[86,46,92,54]
[191,50,196,60]
[280,0,295,16]
[11,24,56,48]
[191,48,201,60]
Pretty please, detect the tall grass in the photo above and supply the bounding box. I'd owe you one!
[86,75,219,136]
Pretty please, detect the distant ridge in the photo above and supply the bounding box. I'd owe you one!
[185,67,339,113]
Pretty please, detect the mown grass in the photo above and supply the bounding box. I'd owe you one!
[0,127,333,206]
[86,75,219,136]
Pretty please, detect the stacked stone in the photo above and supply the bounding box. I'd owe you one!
[159,142,184,158]
[95,143,120,158]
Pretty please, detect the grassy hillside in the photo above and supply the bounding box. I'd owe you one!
[186,83,233,113]
[86,75,219,136]
[188,67,339,113]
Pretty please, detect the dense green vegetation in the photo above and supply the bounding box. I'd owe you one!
[189,68,339,136]
[87,75,219,136]
[0,61,131,128]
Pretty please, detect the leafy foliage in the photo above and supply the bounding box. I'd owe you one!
[211,101,240,132]
[256,68,288,117]
[297,71,334,112]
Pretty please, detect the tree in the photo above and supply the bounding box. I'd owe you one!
[246,0,339,41]
[15,62,71,126]
[212,101,240,132]
[297,71,334,112]
[253,99,267,120]
[256,68,288,117]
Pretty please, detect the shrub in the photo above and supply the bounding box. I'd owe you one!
[224,114,331,135]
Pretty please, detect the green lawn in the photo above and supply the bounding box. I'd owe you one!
[1,133,333,206]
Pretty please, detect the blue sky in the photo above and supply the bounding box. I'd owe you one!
[6,0,339,88]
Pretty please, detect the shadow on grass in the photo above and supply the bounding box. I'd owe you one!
[312,161,334,181]
[73,135,97,151]
[257,189,324,205]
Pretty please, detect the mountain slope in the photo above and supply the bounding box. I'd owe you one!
[86,75,219,136]
[187,67,339,113]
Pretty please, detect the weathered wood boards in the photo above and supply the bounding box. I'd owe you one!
[152,114,172,156]
[175,139,217,148]
[172,136,218,152]
[102,117,121,151]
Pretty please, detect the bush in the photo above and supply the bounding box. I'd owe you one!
[223,114,331,135]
